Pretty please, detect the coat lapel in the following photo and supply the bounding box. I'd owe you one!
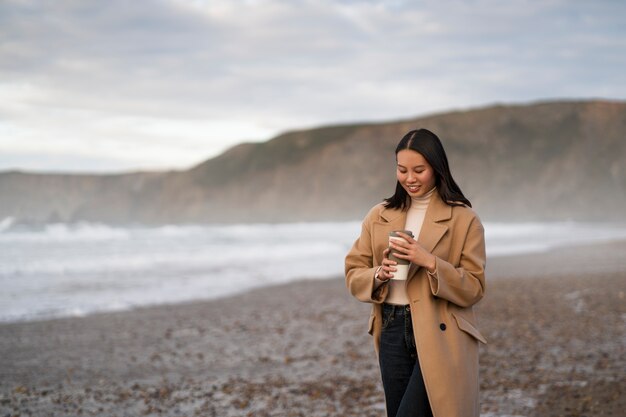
[372,206,406,242]
[407,190,451,278]
[372,191,451,277]
[418,191,451,253]
[379,205,406,229]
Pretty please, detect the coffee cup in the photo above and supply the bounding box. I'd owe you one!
[388,230,414,280]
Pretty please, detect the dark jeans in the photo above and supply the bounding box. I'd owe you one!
[379,303,433,417]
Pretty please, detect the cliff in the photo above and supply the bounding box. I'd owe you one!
[1,100,624,225]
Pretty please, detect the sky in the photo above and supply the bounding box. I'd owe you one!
[1,0,625,173]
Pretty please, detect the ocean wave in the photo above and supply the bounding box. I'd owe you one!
[0,216,15,233]
[2,220,626,323]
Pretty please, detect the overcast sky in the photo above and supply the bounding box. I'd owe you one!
[1,0,624,173]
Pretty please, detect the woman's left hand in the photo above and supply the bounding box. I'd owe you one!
[390,231,437,273]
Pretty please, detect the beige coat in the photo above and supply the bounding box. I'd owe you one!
[345,190,487,417]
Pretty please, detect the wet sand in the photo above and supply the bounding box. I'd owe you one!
[1,241,625,416]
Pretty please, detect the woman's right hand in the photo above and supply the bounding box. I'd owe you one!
[377,248,397,281]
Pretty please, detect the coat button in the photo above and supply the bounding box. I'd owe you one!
[439,323,446,331]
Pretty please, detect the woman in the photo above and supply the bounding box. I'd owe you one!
[345,128,487,417]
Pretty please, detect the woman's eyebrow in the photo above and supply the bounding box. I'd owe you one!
[397,163,425,168]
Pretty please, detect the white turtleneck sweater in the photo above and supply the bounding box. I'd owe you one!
[383,187,436,305]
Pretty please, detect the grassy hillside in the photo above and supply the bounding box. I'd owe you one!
[1,100,624,225]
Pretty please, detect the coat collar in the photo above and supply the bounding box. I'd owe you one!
[422,189,453,224]
[379,189,452,226]
[418,190,451,253]
[378,190,452,279]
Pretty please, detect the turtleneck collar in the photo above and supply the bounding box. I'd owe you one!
[410,186,436,209]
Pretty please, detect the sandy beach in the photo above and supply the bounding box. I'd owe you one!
[1,240,625,417]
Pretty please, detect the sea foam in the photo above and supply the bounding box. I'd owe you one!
[1,220,625,322]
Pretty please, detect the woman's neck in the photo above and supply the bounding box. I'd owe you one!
[410,187,436,208]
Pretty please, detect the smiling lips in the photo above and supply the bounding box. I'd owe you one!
[407,184,420,193]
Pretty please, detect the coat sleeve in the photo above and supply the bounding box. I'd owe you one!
[345,209,389,304]
[428,215,486,308]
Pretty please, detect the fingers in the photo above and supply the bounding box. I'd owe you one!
[379,256,397,280]
[382,259,397,272]
[389,240,410,254]
[396,231,416,243]
[378,270,391,280]
[389,241,416,262]
[390,237,412,250]
[390,251,410,260]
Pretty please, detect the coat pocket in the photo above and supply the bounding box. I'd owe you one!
[452,313,487,344]
[368,314,375,336]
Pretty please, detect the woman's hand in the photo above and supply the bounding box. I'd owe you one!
[377,248,397,281]
[389,231,437,273]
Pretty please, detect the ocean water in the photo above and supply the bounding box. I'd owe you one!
[1,219,626,323]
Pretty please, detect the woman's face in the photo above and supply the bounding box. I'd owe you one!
[396,149,436,197]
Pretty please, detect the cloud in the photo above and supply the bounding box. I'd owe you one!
[0,0,624,172]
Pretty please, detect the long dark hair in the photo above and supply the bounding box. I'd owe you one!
[384,128,471,210]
